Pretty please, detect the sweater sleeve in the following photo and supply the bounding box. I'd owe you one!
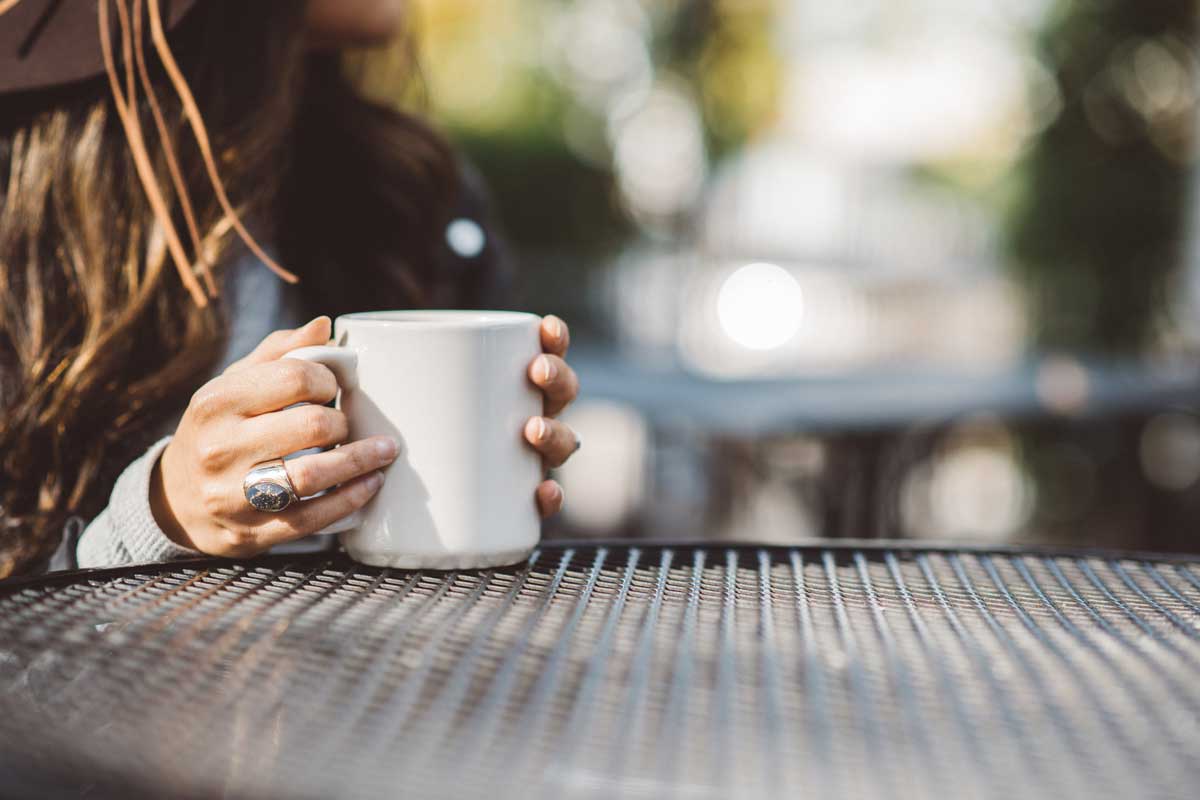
[77,436,201,568]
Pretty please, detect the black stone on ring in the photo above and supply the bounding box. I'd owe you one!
[246,482,293,513]
[243,460,299,513]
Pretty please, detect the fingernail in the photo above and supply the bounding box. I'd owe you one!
[301,316,328,333]
[375,437,399,461]
[537,355,557,383]
[366,471,384,492]
[547,316,565,340]
[552,483,564,505]
[525,416,548,443]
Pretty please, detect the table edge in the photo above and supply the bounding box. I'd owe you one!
[3,537,1197,592]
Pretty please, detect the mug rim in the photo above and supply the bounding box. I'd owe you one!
[337,310,540,329]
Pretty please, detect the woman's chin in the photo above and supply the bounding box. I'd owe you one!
[305,0,406,49]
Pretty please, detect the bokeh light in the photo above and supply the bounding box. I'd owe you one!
[1140,412,1200,491]
[555,400,650,533]
[716,263,804,351]
[445,218,486,259]
[610,80,707,224]
[1035,355,1091,415]
[550,0,651,115]
[678,262,874,379]
[902,421,1033,540]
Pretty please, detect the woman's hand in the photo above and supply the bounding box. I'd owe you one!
[523,315,582,517]
[150,317,398,558]
[151,313,580,556]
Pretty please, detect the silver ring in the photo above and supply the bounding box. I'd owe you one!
[243,459,299,513]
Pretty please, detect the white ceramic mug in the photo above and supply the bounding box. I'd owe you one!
[285,310,544,569]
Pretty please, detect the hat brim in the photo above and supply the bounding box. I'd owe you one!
[0,0,199,94]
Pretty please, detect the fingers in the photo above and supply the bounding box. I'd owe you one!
[283,436,399,497]
[524,416,578,468]
[236,405,350,462]
[255,471,385,547]
[536,479,564,518]
[225,316,331,373]
[193,358,339,419]
[540,315,570,357]
[528,353,579,417]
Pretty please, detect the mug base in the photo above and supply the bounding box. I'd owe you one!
[344,544,538,571]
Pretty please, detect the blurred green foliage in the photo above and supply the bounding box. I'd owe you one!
[404,0,779,254]
[1008,0,1197,354]
[456,130,628,250]
[657,0,781,159]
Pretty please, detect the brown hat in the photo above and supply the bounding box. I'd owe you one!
[0,0,198,94]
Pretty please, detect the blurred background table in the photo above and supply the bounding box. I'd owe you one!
[552,350,1200,553]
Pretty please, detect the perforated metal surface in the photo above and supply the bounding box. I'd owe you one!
[1,543,1198,800]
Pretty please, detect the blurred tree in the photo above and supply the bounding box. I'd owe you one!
[392,0,781,242]
[1008,0,1198,354]
[1008,2,1200,553]
[658,0,781,159]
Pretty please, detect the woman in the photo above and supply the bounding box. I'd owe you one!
[0,0,580,577]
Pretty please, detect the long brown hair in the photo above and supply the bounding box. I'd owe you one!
[0,1,459,576]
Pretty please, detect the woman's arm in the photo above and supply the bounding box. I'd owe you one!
[77,437,201,568]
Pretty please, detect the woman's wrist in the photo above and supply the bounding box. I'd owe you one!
[149,444,195,550]
[78,436,201,567]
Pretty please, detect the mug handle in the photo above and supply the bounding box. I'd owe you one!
[284,345,358,391]
[284,345,362,535]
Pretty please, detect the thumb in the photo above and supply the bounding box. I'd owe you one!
[224,316,331,373]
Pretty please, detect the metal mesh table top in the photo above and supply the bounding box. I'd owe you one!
[1,541,1198,800]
